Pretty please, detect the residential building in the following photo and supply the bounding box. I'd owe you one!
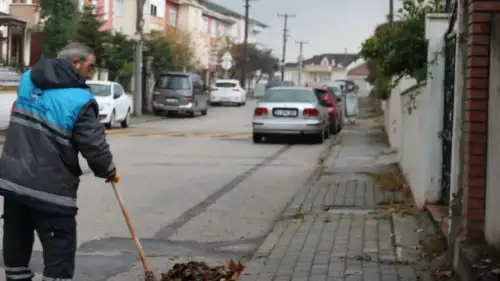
[283,53,357,85]
[200,0,268,44]
[163,0,267,80]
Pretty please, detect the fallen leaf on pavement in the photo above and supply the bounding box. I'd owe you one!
[161,260,245,281]
[491,268,500,275]
[435,269,454,278]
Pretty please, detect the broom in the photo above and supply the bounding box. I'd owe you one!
[111,182,158,281]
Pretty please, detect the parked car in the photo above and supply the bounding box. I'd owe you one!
[209,79,246,106]
[324,82,346,127]
[312,86,342,134]
[265,80,295,90]
[152,72,209,118]
[87,80,133,129]
[252,87,330,144]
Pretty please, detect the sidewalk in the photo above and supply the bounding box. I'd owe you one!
[240,119,443,281]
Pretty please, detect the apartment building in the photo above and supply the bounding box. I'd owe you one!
[4,0,267,72]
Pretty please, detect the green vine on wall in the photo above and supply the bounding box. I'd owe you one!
[359,0,444,100]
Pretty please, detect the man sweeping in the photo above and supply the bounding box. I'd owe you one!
[0,42,120,281]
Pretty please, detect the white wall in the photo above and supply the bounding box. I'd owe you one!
[388,14,449,207]
[485,15,500,246]
[421,13,449,204]
[113,0,138,37]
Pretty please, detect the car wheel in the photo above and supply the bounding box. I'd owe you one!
[210,102,217,106]
[186,111,195,118]
[105,110,116,129]
[323,128,329,139]
[253,133,263,144]
[314,130,325,144]
[153,109,162,116]
[201,108,208,116]
[121,108,131,128]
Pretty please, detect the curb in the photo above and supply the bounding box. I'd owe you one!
[304,133,342,186]
[130,116,165,125]
[238,133,345,281]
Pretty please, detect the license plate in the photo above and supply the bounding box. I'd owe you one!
[166,98,178,103]
[274,110,297,117]
[220,97,230,101]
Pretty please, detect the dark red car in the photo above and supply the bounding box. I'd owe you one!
[311,85,342,134]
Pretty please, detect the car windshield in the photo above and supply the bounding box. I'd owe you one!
[215,82,238,88]
[88,84,112,97]
[156,75,191,90]
[261,89,318,103]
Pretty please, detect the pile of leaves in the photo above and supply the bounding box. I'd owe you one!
[161,260,244,281]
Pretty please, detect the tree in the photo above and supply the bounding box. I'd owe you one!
[102,32,136,87]
[164,30,195,70]
[358,0,441,99]
[75,5,110,67]
[225,43,279,82]
[40,0,78,58]
[144,32,175,77]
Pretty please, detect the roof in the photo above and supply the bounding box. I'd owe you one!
[346,61,370,77]
[0,12,26,27]
[284,53,357,68]
[201,0,269,28]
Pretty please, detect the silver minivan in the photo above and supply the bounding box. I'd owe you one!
[152,72,209,117]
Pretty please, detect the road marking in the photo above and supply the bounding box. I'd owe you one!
[105,130,253,140]
[154,145,292,239]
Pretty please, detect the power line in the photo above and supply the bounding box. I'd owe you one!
[295,40,308,85]
[278,13,295,81]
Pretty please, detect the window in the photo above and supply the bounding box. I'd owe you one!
[215,82,238,88]
[155,75,191,90]
[113,84,124,98]
[169,7,178,26]
[114,0,123,17]
[103,0,109,20]
[262,89,317,103]
[202,16,208,33]
[150,4,157,17]
[88,84,112,97]
[210,20,217,37]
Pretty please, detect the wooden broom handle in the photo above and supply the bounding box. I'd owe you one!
[111,182,152,272]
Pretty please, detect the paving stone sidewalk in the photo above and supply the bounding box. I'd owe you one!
[240,120,441,281]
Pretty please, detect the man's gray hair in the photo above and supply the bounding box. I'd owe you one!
[56,42,93,62]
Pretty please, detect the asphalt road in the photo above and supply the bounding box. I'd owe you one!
[0,100,333,281]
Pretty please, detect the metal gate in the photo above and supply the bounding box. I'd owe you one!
[441,35,456,203]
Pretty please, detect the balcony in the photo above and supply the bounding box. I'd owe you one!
[304,64,332,73]
[143,15,165,34]
[9,3,41,30]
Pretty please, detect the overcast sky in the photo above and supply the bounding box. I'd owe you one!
[212,0,402,63]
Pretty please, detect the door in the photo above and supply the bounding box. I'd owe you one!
[112,83,127,120]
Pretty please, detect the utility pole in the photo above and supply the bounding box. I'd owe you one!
[240,0,255,90]
[388,0,394,29]
[278,13,295,81]
[133,0,145,116]
[295,40,308,86]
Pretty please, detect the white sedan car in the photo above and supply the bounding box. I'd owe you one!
[209,79,246,106]
[87,80,133,129]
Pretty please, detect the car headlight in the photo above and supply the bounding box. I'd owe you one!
[99,103,111,111]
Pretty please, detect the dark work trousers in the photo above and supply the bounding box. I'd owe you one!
[2,198,77,281]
